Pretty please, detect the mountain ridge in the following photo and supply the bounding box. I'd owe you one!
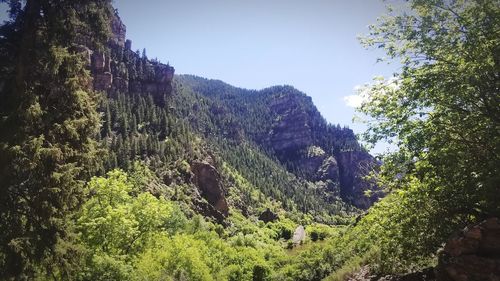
[80,10,380,223]
[174,74,381,209]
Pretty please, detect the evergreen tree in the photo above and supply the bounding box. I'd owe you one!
[0,0,112,277]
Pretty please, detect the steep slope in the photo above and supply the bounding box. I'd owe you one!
[176,75,381,209]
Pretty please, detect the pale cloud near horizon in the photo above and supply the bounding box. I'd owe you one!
[343,94,365,108]
[344,77,400,108]
[343,84,369,108]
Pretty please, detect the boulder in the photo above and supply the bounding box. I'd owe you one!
[292,225,306,244]
[436,218,500,281]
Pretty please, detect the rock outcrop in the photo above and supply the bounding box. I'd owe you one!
[317,156,339,182]
[292,225,306,244]
[266,90,379,209]
[336,151,380,209]
[86,11,175,105]
[258,208,279,223]
[436,217,500,281]
[297,145,327,179]
[191,161,229,219]
[110,12,126,48]
[347,266,436,281]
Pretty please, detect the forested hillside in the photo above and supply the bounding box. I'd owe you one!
[90,10,379,224]
[0,0,498,280]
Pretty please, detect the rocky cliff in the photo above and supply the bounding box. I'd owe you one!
[87,12,175,106]
[266,89,379,209]
[173,76,381,210]
[336,151,379,209]
[191,160,229,219]
[269,93,314,153]
[437,218,500,281]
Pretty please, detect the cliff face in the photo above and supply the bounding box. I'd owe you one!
[269,93,313,153]
[173,76,381,210]
[265,90,379,209]
[336,151,379,209]
[89,12,175,106]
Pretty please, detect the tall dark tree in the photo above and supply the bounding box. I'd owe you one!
[0,0,113,278]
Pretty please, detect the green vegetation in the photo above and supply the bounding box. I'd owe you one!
[268,0,500,279]
[0,0,497,280]
[356,0,500,271]
[74,167,340,281]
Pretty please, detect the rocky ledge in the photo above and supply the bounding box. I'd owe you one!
[191,160,229,221]
[436,217,500,281]
[77,11,175,106]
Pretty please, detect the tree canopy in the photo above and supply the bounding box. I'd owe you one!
[354,0,500,269]
[0,0,112,278]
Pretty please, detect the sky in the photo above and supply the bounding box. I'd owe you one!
[0,1,400,153]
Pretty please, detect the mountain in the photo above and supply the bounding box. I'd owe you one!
[84,11,380,224]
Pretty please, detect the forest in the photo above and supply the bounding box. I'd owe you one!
[0,0,498,280]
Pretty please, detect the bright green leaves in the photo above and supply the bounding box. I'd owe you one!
[74,169,295,281]
[352,0,500,273]
[134,234,213,281]
[77,170,174,256]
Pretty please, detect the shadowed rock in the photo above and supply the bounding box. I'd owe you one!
[269,94,313,152]
[336,150,379,209]
[258,208,279,223]
[437,217,500,281]
[191,161,229,218]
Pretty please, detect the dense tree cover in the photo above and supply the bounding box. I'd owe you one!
[4,0,494,279]
[0,0,113,278]
[96,73,359,224]
[177,75,362,154]
[211,0,500,279]
[214,139,353,223]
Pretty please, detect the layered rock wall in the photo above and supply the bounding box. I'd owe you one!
[437,218,500,281]
[88,12,175,106]
[267,91,379,209]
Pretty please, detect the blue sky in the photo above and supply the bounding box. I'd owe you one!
[0,1,400,153]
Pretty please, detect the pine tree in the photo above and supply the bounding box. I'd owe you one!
[0,0,112,277]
